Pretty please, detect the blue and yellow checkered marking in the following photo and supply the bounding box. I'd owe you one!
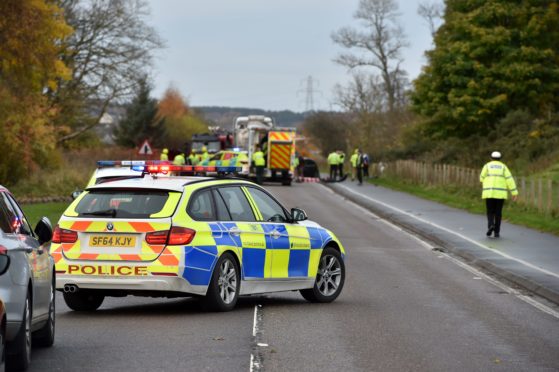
[181,223,335,286]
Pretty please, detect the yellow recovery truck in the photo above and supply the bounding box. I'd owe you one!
[234,116,296,185]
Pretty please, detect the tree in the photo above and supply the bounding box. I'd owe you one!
[417,1,444,37]
[157,87,208,150]
[114,77,165,148]
[302,113,352,157]
[0,0,72,185]
[332,0,409,112]
[412,0,559,140]
[53,0,164,144]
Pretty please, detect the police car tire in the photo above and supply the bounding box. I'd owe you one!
[204,253,240,312]
[63,291,104,312]
[33,277,55,347]
[8,291,31,371]
[300,247,345,303]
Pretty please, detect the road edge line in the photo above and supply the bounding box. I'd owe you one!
[322,182,559,306]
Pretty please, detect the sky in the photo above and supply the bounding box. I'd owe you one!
[146,0,434,112]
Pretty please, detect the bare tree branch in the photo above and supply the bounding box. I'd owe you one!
[53,0,164,143]
[417,1,444,37]
[332,0,409,112]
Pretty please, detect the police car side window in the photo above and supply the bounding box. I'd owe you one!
[212,189,232,221]
[187,190,216,221]
[217,187,256,222]
[245,187,288,222]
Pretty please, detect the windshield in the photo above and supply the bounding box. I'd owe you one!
[192,141,221,152]
[74,190,180,219]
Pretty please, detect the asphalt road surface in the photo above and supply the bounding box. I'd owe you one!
[29,183,559,372]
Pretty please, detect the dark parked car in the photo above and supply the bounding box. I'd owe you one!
[302,157,320,178]
[0,186,55,371]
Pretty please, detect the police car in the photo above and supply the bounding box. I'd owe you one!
[199,150,250,176]
[52,162,346,311]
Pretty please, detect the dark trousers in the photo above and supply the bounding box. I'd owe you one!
[486,198,505,233]
[330,165,338,180]
[363,165,369,178]
[255,166,264,185]
[339,164,344,178]
[357,167,363,184]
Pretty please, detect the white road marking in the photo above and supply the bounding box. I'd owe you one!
[250,305,264,372]
[320,184,559,320]
[336,184,559,279]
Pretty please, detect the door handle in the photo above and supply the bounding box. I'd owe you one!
[270,230,281,239]
[229,227,241,236]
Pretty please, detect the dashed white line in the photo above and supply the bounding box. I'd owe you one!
[321,183,559,320]
[249,305,264,372]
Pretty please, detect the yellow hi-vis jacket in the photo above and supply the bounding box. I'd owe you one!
[173,154,185,165]
[479,160,518,199]
[252,151,265,166]
[160,153,168,161]
[350,153,358,167]
[327,152,339,165]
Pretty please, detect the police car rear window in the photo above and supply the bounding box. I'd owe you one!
[74,190,178,219]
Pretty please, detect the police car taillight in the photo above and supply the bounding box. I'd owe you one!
[168,227,195,245]
[52,225,78,244]
[145,228,195,245]
[145,230,168,245]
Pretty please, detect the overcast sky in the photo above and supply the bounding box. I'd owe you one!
[146,0,434,112]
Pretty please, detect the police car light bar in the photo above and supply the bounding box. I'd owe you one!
[146,165,242,174]
[96,160,169,168]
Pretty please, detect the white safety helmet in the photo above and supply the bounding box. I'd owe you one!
[491,151,502,159]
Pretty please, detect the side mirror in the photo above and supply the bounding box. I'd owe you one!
[291,208,308,222]
[71,190,82,200]
[0,252,10,276]
[34,217,53,245]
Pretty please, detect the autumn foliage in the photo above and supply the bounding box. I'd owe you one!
[0,0,72,185]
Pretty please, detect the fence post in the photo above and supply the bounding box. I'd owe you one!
[547,179,553,215]
[538,179,543,212]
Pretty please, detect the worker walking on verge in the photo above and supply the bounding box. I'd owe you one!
[327,151,339,181]
[160,148,169,161]
[350,149,358,181]
[480,151,518,238]
[253,145,266,185]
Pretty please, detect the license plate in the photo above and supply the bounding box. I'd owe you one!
[89,235,136,248]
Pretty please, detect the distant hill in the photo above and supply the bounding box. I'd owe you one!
[193,106,309,130]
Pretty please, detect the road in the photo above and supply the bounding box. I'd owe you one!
[29,183,559,371]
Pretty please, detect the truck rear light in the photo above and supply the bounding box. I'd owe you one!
[145,230,169,245]
[168,227,195,245]
[52,225,78,244]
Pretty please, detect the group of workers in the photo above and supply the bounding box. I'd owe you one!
[328,149,370,184]
[160,147,210,165]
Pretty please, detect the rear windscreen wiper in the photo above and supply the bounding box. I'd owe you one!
[81,209,117,217]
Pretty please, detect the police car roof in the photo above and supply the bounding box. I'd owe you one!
[86,175,251,192]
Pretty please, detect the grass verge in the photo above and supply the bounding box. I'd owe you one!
[22,202,68,228]
[370,177,559,236]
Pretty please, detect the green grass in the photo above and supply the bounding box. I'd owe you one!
[22,202,69,228]
[370,177,559,236]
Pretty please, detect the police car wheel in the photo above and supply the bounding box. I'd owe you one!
[63,290,104,312]
[300,247,345,303]
[204,253,240,312]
